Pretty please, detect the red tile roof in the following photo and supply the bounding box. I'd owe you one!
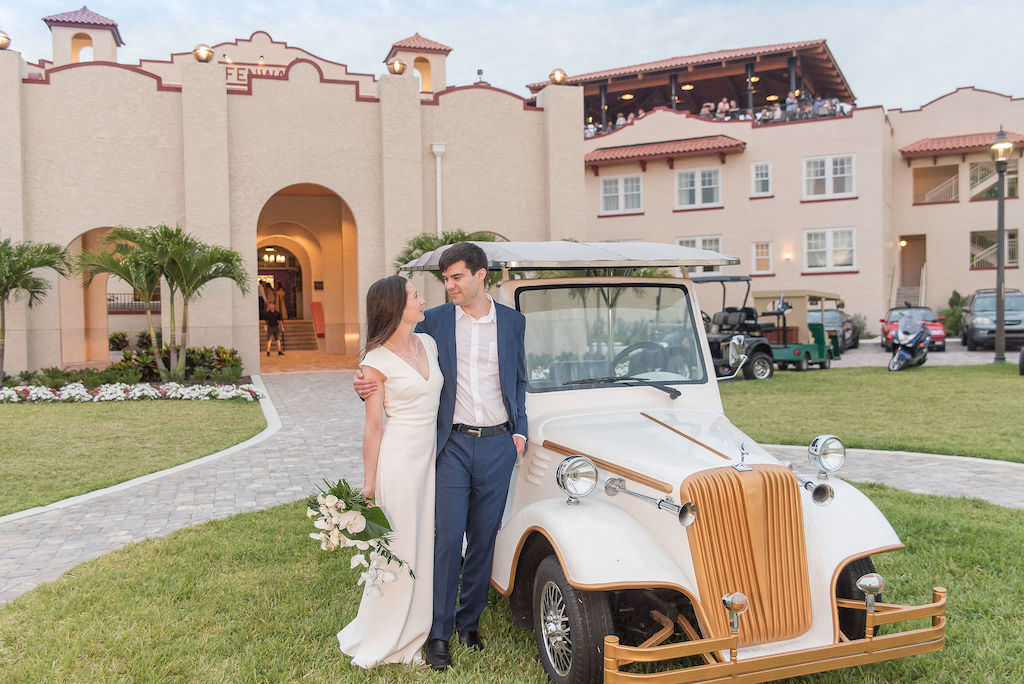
[899,131,1024,158]
[529,40,828,90]
[384,33,452,63]
[585,136,746,166]
[42,6,124,46]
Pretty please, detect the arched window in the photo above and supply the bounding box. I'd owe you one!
[414,57,431,93]
[72,32,93,63]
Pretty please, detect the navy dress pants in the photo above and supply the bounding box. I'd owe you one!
[430,429,517,641]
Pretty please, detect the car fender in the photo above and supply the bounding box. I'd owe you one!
[492,497,695,596]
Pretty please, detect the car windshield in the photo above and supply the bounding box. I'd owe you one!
[888,307,937,323]
[516,283,707,392]
[973,293,1024,313]
[807,310,842,325]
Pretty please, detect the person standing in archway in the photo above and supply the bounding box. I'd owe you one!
[274,282,289,320]
[353,242,528,672]
[265,300,284,356]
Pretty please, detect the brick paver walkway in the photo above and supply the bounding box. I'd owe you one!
[2,369,1022,605]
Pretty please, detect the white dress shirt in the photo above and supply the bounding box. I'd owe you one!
[453,296,511,429]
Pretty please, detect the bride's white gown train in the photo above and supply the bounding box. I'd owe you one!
[337,333,442,668]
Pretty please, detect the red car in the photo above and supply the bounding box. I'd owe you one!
[880,306,946,352]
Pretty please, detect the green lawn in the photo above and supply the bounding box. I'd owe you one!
[720,365,1023,463]
[1,486,1020,683]
[0,402,266,516]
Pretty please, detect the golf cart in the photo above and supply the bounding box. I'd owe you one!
[691,274,777,380]
[752,289,845,370]
[401,242,946,684]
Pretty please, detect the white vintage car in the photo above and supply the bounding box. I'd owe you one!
[404,241,947,684]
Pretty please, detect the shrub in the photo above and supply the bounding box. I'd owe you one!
[940,290,968,337]
[850,312,870,338]
[108,331,130,352]
[135,330,152,351]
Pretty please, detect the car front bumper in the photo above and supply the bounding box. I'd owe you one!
[603,588,946,683]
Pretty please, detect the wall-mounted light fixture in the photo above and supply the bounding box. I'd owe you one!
[192,44,214,63]
[0,31,11,50]
[898,239,908,248]
[386,58,406,74]
[783,252,793,261]
[549,68,567,85]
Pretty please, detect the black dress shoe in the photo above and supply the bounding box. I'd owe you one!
[424,638,450,671]
[458,630,484,651]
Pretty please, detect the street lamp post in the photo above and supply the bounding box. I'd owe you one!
[989,128,1015,363]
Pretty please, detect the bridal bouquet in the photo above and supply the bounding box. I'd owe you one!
[306,479,413,596]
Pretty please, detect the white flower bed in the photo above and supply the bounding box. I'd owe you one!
[0,381,264,404]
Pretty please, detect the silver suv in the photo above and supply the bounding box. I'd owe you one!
[962,288,1024,350]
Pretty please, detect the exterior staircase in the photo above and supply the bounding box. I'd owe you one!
[894,286,921,307]
[260,318,319,351]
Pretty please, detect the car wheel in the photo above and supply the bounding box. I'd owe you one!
[742,351,774,380]
[818,351,832,370]
[852,335,860,349]
[836,556,881,640]
[966,334,977,351]
[938,342,946,352]
[532,555,613,684]
[1019,349,1023,376]
[795,354,808,371]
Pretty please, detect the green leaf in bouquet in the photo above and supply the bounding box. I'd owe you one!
[346,505,393,542]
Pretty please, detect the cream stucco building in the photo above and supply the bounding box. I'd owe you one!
[0,8,582,375]
[1,10,1021,377]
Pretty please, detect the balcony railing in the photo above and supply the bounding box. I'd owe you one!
[107,293,161,313]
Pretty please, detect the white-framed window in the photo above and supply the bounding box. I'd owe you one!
[751,161,772,197]
[803,154,855,199]
[676,167,721,209]
[678,235,722,272]
[970,229,1019,269]
[600,174,643,215]
[752,241,773,273]
[804,228,855,271]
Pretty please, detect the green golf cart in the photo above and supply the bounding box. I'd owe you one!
[752,289,844,370]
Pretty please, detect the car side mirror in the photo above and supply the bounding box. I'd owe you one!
[939,316,946,322]
[962,308,970,314]
[879,318,885,323]
[728,335,747,368]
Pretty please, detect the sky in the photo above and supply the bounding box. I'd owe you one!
[3,0,1023,110]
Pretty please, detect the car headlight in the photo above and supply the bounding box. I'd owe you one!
[808,434,845,475]
[555,456,598,505]
[973,317,993,326]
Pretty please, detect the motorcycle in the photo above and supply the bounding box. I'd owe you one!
[888,318,930,371]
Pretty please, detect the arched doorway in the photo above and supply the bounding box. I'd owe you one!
[58,227,162,366]
[256,183,360,356]
[257,244,302,319]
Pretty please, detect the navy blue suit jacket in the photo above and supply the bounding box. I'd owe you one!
[416,301,528,455]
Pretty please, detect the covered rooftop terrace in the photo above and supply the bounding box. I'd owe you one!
[529,40,855,129]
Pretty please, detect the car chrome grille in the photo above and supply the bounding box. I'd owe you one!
[681,465,812,646]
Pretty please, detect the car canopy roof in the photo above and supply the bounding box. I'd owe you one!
[398,240,740,273]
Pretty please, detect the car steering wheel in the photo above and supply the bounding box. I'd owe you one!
[612,342,669,375]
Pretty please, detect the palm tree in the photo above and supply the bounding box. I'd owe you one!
[79,225,249,381]
[392,230,503,288]
[78,233,166,377]
[165,242,250,378]
[0,238,71,382]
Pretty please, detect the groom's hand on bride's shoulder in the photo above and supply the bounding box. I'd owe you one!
[353,369,379,400]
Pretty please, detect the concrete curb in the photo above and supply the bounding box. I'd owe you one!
[0,375,282,527]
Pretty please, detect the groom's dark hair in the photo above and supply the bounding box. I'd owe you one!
[439,241,488,275]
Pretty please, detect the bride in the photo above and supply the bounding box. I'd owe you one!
[337,275,443,668]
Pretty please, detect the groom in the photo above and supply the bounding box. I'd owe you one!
[354,242,528,671]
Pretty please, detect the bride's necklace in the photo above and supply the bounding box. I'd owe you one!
[387,337,419,361]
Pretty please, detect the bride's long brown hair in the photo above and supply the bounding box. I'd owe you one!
[362,275,408,360]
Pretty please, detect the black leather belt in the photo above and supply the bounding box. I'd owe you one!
[453,422,510,438]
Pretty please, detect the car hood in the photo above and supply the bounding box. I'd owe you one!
[537,406,775,494]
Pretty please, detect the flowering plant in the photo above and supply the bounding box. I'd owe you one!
[306,479,413,596]
[0,381,263,403]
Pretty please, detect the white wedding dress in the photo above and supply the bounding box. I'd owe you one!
[338,333,442,668]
